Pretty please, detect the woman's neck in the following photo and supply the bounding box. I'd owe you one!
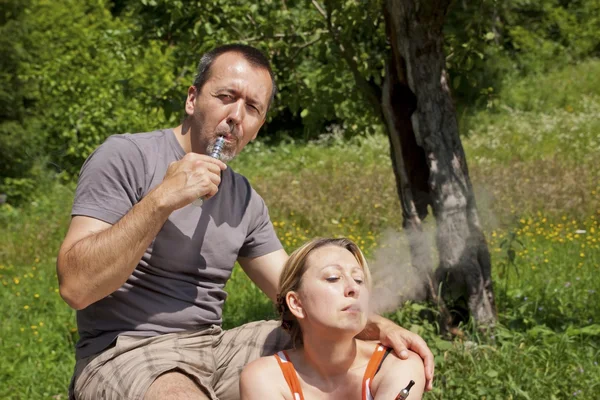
[299,333,362,380]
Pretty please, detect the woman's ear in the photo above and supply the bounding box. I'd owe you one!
[286,291,304,320]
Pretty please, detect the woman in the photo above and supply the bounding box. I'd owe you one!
[240,238,425,399]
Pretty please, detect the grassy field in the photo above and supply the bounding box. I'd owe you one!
[1,60,599,399]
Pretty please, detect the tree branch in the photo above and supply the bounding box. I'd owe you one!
[311,0,327,18]
[287,35,323,63]
[311,0,383,118]
[243,29,328,43]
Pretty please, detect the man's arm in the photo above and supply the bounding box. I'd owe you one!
[57,197,169,310]
[57,153,226,310]
[238,249,288,302]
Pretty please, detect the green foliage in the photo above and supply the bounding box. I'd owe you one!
[25,0,178,173]
[0,0,178,205]
[446,0,600,105]
[462,60,600,168]
[496,58,600,112]
[2,0,599,207]
[121,0,387,139]
[122,0,600,136]
[0,184,75,398]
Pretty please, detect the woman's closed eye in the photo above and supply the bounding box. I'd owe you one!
[325,276,364,285]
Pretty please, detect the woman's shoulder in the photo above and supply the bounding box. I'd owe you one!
[240,354,291,400]
[242,354,282,379]
[369,348,426,399]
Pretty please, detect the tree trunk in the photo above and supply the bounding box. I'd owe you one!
[383,0,497,326]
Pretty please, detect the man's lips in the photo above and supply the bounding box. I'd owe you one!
[217,133,237,143]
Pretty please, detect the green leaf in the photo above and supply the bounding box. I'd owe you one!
[435,339,453,351]
[486,369,499,378]
[566,324,600,337]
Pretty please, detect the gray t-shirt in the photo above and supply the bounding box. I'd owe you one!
[71,129,282,360]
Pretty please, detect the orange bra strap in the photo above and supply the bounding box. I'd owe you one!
[361,344,389,400]
[274,351,305,400]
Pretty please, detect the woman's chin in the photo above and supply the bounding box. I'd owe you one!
[332,321,367,337]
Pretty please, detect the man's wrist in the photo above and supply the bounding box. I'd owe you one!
[358,313,386,340]
[145,185,174,217]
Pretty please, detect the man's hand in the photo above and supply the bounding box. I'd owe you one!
[358,314,434,392]
[153,153,227,211]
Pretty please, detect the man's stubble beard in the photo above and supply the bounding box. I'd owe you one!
[190,114,238,163]
[206,137,237,163]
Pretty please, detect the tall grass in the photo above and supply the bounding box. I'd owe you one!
[1,60,599,399]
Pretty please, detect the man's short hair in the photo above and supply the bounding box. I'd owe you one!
[193,44,277,110]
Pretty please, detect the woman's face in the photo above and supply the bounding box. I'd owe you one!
[287,245,370,338]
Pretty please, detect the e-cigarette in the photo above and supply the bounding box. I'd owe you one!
[192,136,226,207]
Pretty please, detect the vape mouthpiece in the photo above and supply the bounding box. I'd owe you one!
[394,380,415,400]
[210,136,226,159]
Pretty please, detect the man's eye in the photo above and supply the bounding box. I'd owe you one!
[218,94,232,100]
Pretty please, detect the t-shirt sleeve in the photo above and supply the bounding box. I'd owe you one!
[238,189,283,258]
[71,135,147,225]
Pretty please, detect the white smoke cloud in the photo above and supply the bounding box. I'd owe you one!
[368,226,436,314]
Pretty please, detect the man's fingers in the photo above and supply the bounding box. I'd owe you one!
[390,332,434,391]
[410,336,435,391]
[186,153,227,170]
[193,159,224,175]
[202,183,219,200]
[207,170,221,186]
[203,157,227,170]
[385,334,409,359]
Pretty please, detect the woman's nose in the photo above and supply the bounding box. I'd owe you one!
[344,278,360,298]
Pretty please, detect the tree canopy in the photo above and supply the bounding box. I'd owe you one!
[1,0,598,203]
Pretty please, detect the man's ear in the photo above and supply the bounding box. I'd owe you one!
[185,86,198,116]
[286,291,304,320]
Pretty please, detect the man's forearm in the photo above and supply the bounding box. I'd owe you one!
[357,313,387,340]
[58,191,171,309]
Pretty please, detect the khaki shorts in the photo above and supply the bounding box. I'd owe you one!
[69,320,291,400]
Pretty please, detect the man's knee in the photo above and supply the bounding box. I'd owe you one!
[145,371,210,400]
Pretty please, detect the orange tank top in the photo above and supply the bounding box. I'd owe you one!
[274,344,391,400]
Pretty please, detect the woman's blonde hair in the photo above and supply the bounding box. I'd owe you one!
[276,237,371,347]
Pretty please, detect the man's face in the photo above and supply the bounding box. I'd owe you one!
[185,52,272,162]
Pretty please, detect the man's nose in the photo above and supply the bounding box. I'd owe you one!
[226,100,244,128]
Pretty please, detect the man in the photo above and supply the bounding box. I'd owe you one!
[58,44,434,400]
